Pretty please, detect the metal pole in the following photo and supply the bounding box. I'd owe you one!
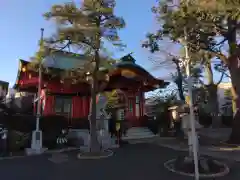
[36,28,44,131]
[184,27,199,180]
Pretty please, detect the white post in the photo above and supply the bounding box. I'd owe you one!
[184,27,199,180]
[135,96,140,117]
[26,28,46,155]
[36,64,42,131]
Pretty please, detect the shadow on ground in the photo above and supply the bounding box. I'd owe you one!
[0,143,239,180]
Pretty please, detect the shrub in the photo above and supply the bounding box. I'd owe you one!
[221,115,233,127]
[40,115,68,133]
[198,113,212,127]
[40,115,68,149]
[1,114,69,150]
[147,120,159,134]
[0,114,35,133]
[138,115,148,127]
[7,130,31,152]
[69,117,90,129]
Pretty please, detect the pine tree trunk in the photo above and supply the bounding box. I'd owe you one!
[228,57,240,144]
[207,84,220,127]
[174,59,185,101]
[89,85,101,152]
[176,76,185,101]
[89,48,101,153]
[231,86,237,113]
[204,61,220,127]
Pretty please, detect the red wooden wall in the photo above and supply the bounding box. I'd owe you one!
[39,85,145,121]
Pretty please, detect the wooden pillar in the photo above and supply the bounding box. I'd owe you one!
[33,94,36,115]
[132,97,136,117]
[135,93,140,118]
[140,92,145,116]
[43,95,55,116]
[72,96,83,118]
[82,96,90,117]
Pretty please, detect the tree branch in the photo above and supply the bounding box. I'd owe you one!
[216,71,225,85]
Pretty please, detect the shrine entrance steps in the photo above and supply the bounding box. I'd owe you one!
[122,127,156,140]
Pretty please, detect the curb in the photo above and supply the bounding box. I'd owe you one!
[127,137,175,144]
[157,143,240,162]
[220,141,240,147]
[77,149,113,160]
[0,147,81,161]
[157,144,189,151]
[46,147,80,154]
[164,158,230,178]
[0,155,26,161]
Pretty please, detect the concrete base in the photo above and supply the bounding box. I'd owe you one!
[80,146,89,152]
[31,130,43,149]
[26,130,46,155]
[68,129,90,146]
[111,144,120,148]
[25,147,48,156]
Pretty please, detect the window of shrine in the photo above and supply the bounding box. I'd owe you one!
[118,109,125,121]
[129,101,133,112]
[55,96,72,114]
[136,96,139,104]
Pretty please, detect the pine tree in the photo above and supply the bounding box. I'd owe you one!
[43,0,125,152]
[145,0,240,143]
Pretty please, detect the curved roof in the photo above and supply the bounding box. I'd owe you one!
[111,54,169,88]
[13,59,30,90]
[13,54,169,92]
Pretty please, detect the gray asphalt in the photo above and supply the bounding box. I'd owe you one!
[0,143,239,180]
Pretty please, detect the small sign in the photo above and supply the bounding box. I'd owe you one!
[36,114,41,118]
[36,132,41,141]
[116,123,121,131]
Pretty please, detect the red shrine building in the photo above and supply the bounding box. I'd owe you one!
[13,52,168,125]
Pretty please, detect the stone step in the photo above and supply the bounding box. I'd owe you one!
[126,127,151,133]
[122,134,157,140]
[126,132,155,137]
[123,127,156,140]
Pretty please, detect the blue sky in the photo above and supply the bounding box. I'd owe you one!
[1,0,170,87]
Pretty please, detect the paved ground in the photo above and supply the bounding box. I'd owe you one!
[0,144,239,180]
[142,137,240,162]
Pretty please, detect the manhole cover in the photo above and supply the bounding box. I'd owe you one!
[48,153,69,164]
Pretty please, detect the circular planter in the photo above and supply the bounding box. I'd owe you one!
[220,141,240,147]
[164,156,229,178]
[77,149,113,160]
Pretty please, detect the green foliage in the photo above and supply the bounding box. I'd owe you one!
[44,0,125,51]
[104,90,120,109]
[41,0,125,86]
[143,0,240,118]
[149,91,179,114]
[144,0,240,64]
[29,0,125,84]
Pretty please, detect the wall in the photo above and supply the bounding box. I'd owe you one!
[6,90,34,111]
[218,82,232,114]
[0,81,9,99]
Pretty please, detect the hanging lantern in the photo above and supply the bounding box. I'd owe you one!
[121,69,136,78]
[22,66,26,72]
[185,95,190,105]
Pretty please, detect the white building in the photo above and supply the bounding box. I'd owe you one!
[6,88,34,110]
[0,80,9,99]
[218,82,232,115]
